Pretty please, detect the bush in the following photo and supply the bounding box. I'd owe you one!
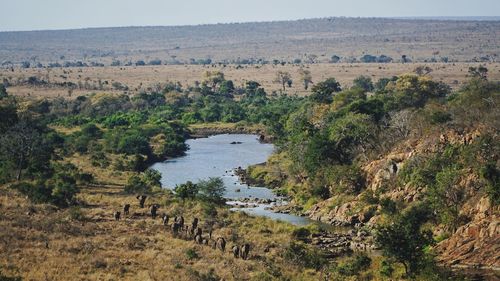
[185,248,199,260]
[429,111,452,124]
[336,254,372,276]
[282,242,326,270]
[310,78,342,103]
[124,169,162,194]
[481,162,500,205]
[380,198,397,214]
[291,227,311,241]
[11,174,79,208]
[379,259,395,277]
[174,181,198,200]
[68,206,86,221]
[375,203,434,277]
[197,177,226,204]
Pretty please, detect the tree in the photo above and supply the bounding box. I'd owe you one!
[143,169,162,188]
[219,80,235,96]
[298,68,313,90]
[360,54,377,63]
[174,181,198,201]
[0,83,7,100]
[310,78,342,103]
[386,74,450,109]
[414,66,433,76]
[328,113,376,163]
[203,71,225,92]
[274,71,292,92]
[0,120,51,181]
[330,55,341,63]
[352,75,374,92]
[0,104,18,133]
[468,65,488,80]
[197,177,226,204]
[375,204,433,277]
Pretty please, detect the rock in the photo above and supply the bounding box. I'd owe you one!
[436,197,500,269]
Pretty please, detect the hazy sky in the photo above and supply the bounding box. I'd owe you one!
[1,0,499,31]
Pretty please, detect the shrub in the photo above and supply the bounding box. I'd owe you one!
[68,206,86,221]
[336,254,372,276]
[481,162,500,205]
[379,259,395,277]
[185,248,199,260]
[282,242,326,270]
[375,203,434,277]
[291,227,311,241]
[197,177,226,204]
[174,181,198,200]
[124,174,152,194]
[380,198,397,214]
[429,111,452,124]
[310,78,342,103]
[11,174,79,208]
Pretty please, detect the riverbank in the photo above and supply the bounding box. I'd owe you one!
[188,122,273,143]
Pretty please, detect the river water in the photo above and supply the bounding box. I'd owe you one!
[150,134,312,225]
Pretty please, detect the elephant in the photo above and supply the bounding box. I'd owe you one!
[162,214,169,226]
[216,237,226,252]
[136,195,147,208]
[123,204,130,215]
[232,245,240,258]
[195,234,203,244]
[150,204,159,219]
[240,244,250,260]
[191,218,199,230]
[114,211,121,221]
[171,222,181,236]
[175,216,184,228]
[194,227,202,237]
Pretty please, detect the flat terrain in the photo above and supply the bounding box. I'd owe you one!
[2,62,499,99]
[0,18,499,64]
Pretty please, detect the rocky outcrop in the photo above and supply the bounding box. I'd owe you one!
[306,199,363,227]
[311,229,377,258]
[436,197,500,270]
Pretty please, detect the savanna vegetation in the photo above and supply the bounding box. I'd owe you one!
[0,65,498,280]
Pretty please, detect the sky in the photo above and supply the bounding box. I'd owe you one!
[1,0,499,31]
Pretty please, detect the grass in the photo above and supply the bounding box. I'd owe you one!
[0,152,327,281]
[3,63,499,100]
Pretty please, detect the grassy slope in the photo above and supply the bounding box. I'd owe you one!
[0,156,320,281]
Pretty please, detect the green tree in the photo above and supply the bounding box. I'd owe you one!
[310,78,342,103]
[328,113,375,163]
[375,204,433,277]
[174,181,198,201]
[0,83,8,100]
[197,177,225,204]
[0,120,53,181]
[143,169,162,188]
[352,75,374,92]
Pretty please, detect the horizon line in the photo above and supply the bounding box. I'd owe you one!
[1,15,499,33]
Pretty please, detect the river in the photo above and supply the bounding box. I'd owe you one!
[150,134,312,225]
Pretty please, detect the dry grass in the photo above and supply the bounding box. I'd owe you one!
[0,155,323,281]
[2,62,499,100]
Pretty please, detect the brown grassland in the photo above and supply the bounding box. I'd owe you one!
[2,62,499,99]
[0,153,391,281]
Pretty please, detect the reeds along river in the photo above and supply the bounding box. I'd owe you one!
[150,134,312,225]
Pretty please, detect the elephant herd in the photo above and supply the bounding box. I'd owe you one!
[113,195,251,260]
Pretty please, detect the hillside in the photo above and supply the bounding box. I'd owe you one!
[1,17,499,64]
